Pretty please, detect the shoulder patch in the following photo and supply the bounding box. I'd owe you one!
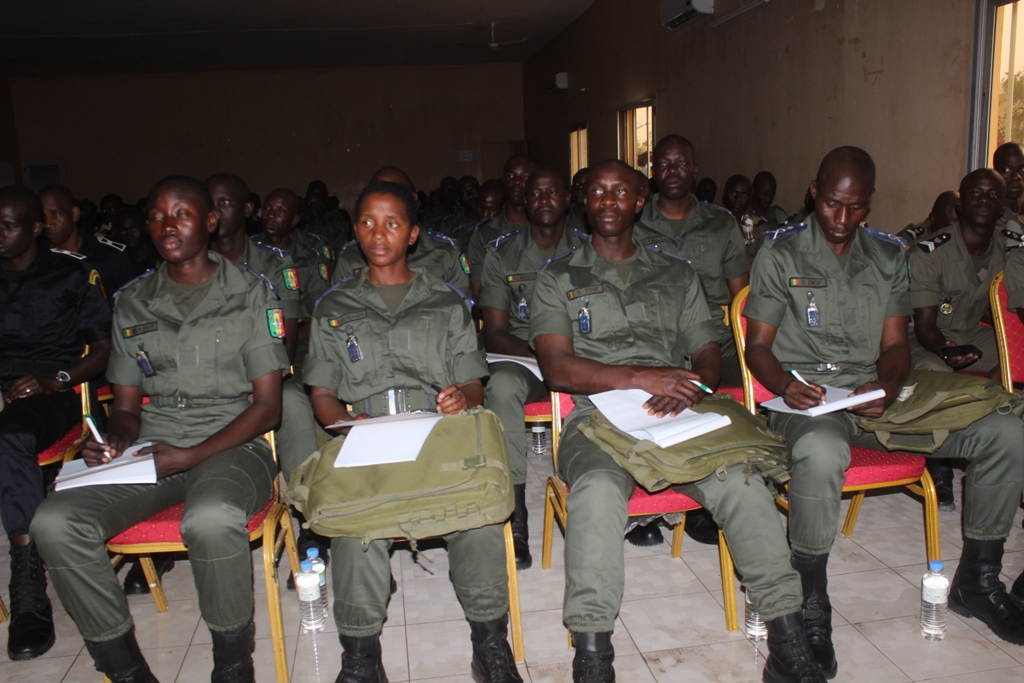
[112,269,156,299]
[571,228,589,240]
[540,246,580,270]
[426,230,458,247]
[318,263,330,281]
[898,223,927,242]
[764,223,807,241]
[701,201,732,216]
[440,279,475,309]
[644,244,692,266]
[254,241,288,258]
[237,261,280,292]
[51,247,87,260]
[96,235,127,251]
[282,267,300,290]
[488,229,521,249]
[916,232,952,253]
[862,226,907,249]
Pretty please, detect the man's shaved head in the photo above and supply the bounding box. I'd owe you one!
[526,168,568,194]
[266,188,303,214]
[39,184,76,209]
[815,146,876,192]
[993,142,1024,171]
[205,173,248,197]
[0,185,44,224]
[653,135,697,164]
[158,176,215,214]
[959,168,1005,194]
[503,154,537,176]
[589,160,644,192]
[370,166,416,194]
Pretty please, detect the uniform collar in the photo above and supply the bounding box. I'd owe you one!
[145,251,244,323]
[513,223,584,254]
[351,270,438,318]
[641,193,707,236]
[802,214,873,281]
[566,232,667,288]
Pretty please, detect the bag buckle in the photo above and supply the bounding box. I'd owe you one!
[176,395,188,409]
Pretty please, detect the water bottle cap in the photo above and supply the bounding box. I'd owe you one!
[300,560,313,571]
[306,547,320,558]
[929,560,943,572]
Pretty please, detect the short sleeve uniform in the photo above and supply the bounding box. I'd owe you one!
[468,212,527,284]
[72,233,139,296]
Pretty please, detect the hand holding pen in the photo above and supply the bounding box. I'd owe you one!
[81,413,125,466]
[783,368,826,410]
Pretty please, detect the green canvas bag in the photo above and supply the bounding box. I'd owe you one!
[287,407,514,547]
[578,394,792,491]
[855,370,1024,453]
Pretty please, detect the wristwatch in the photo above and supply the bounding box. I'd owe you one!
[56,371,72,391]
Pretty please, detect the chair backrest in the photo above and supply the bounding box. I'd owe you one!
[730,286,774,413]
[990,270,1024,391]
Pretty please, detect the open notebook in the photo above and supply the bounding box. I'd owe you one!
[55,442,157,491]
[328,412,445,468]
[761,385,886,417]
[590,389,731,448]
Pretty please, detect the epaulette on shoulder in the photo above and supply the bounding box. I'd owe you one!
[237,262,279,292]
[51,247,87,260]
[540,246,580,270]
[426,230,458,247]
[302,230,327,244]
[313,279,349,311]
[440,279,475,309]
[702,201,733,216]
[764,223,807,241]
[296,240,320,257]
[862,226,907,249]
[112,269,155,299]
[644,244,692,266]
[898,223,927,242]
[488,229,521,250]
[571,228,589,240]
[96,235,127,252]
[1003,229,1024,251]
[339,239,359,253]
[254,240,288,258]
[916,232,952,253]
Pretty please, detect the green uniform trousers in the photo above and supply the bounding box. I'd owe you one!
[31,442,275,641]
[558,412,803,631]
[486,361,549,486]
[908,326,999,374]
[278,374,320,482]
[330,524,509,637]
[771,409,1024,556]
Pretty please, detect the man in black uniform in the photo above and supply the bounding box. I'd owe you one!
[40,185,139,295]
[0,185,112,660]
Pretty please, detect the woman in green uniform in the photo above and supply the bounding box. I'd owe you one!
[305,182,520,683]
[32,176,290,683]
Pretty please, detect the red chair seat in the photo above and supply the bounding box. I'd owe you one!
[628,486,702,515]
[38,426,83,465]
[843,447,925,488]
[526,396,575,420]
[108,499,275,545]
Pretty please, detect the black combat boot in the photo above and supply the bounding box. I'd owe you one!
[469,615,523,683]
[762,613,827,683]
[122,558,175,596]
[84,629,159,683]
[625,521,664,547]
[210,620,255,683]
[790,551,836,679]
[336,633,388,683]
[1011,570,1024,601]
[511,484,532,570]
[683,508,720,546]
[949,538,1024,644]
[926,462,955,512]
[6,541,56,661]
[571,631,614,683]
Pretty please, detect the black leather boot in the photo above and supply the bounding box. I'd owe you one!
[762,613,827,683]
[123,558,175,596]
[210,620,255,683]
[84,629,159,683]
[625,522,664,547]
[683,509,720,546]
[6,541,56,661]
[790,551,836,679]
[336,633,388,683]
[949,538,1024,644]
[469,615,523,683]
[1011,570,1024,602]
[926,462,955,512]
[571,631,614,683]
[511,484,532,570]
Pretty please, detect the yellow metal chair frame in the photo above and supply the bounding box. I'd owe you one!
[541,392,739,632]
[990,270,1020,392]
[731,286,940,561]
[105,432,301,683]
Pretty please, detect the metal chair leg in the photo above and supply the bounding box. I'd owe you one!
[503,522,525,662]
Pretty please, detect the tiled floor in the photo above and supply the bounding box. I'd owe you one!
[3,443,1024,682]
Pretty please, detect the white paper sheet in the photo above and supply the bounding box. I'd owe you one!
[55,442,157,490]
[333,413,445,468]
[760,385,886,417]
[486,353,543,380]
[589,389,731,448]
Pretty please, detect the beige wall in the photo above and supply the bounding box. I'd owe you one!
[10,63,524,207]
[0,79,19,186]
[523,0,975,231]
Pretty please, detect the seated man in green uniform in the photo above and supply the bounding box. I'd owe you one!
[635,135,749,387]
[531,160,824,683]
[909,169,1005,379]
[440,175,480,240]
[896,190,959,245]
[306,181,520,683]
[480,168,588,570]
[567,168,589,233]
[32,176,290,683]
[993,142,1024,236]
[305,180,350,251]
[468,155,536,302]
[746,148,1024,678]
[747,171,790,259]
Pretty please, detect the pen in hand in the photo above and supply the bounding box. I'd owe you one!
[788,368,825,404]
[688,379,714,395]
[84,413,113,462]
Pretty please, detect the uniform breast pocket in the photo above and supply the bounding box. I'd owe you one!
[571,292,617,341]
[791,288,828,332]
[683,237,706,275]
[210,319,250,395]
[335,319,383,387]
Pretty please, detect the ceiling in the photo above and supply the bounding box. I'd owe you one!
[0,0,596,78]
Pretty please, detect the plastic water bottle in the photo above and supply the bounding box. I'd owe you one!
[921,560,949,640]
[296,559,325,633]
[306,547,329,616]
[744,592,766,642]
[531,424,546,454]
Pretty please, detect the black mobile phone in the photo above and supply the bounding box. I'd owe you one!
[936,344,983,360]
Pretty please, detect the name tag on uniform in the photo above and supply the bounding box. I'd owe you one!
[639,236,661,247]
[122,321,158,338]
[789,278,827,288]
[506,273,537,283]
[329,311,368,328]
[567,285,603,300]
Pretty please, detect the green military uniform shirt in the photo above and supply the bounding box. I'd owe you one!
[305,272,488,404]
[238,238,302,321]
[909,226,1007,333]
[479,226,589,342]
[896,217,939,246]
[529,238,718,415]
[742,205,789,261]
[330,231,469,292]
[295,229,335,263]
[468,211,528,284]
[997,206,1024,237]
[1003,239,1024,310]
[254,232,332,318]
[106,252,291,448]
[745,215,911,391]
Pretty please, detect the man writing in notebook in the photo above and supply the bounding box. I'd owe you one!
[531,160,825,683]
[745,147,1024,678]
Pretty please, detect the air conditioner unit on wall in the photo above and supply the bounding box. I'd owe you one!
[660,0,714,29]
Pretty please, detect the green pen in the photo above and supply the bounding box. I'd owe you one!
[688,379,714,395]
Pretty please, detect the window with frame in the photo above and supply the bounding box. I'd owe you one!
[618,101,655,177]
[569,124,588,177]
